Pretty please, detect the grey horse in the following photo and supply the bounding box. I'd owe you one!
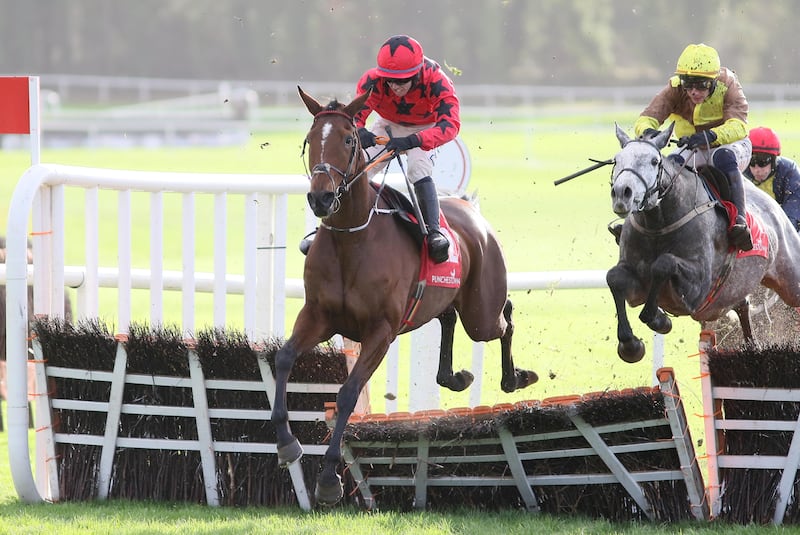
[607,123,800,362]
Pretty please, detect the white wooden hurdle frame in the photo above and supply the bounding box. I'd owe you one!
[5,163,666,504]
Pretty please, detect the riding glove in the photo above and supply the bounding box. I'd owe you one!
[641,128,660,139]
[677,130,717,149]
[385,134,421,153]
[357,127,377,149]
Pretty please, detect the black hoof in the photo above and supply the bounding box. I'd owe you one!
[647,315,672,335]
[277,438,303,468]
[618,339,645,363]
[439,370,474,392]
[315,474,343,507]
[501,368,538,393]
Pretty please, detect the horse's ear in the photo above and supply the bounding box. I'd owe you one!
[652,124,674,150]
[298,86,323,116]
[343,90,371,119]
[615,122,631,148]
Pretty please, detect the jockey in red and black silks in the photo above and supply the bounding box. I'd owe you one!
[354,48,461,152]
[354,34,461,265]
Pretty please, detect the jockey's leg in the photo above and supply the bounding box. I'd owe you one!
[413,176,450,264]
[714,148,753,251]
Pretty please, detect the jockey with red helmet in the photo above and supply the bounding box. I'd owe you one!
[632,43,754,251]
[354,35,461,264]
[745,126,800,231]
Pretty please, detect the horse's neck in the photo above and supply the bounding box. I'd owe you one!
[665,161,707,204]
[640,163,708,226]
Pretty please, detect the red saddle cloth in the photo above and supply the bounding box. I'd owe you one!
[419,213,461,288]
[401,212,463,328]
[720,200,768,259]
[737,212,769,259]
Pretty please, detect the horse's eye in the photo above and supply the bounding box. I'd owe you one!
[651,157,659,166]
[345,136,354,147]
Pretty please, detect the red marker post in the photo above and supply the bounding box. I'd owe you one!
[0,76,41,164]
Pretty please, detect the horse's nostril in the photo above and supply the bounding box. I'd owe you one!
[308,190,336,217]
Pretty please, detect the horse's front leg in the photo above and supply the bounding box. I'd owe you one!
[272,310,330,467]
[436,306,474,392]
[639,254,686,335]
[607,264,646,363]
[315,325,393,507]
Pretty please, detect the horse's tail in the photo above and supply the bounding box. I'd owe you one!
[460,189,480,212]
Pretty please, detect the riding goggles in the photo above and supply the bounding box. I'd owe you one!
[386,76,415,86]
[680,75,714,91]
[749,154,774,168]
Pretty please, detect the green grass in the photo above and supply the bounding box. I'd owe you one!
[1,105,800,532]
[0,421,789,534]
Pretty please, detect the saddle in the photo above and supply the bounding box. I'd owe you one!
[697,165,731,203]
[370,181,425,249]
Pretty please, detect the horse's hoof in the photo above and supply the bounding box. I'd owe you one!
[647,315,672,335]
[501,368,538,393]
[440,370,474,392]
[515,368,538,390]
[618,339,645,363]
[315,474,343,507]
[277,438,303,468]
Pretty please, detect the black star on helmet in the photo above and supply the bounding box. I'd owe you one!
[385,35,415,56]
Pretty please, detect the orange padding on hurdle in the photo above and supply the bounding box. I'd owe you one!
[333,384,664,424]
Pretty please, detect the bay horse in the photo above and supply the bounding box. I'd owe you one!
[271,87,538,506]
[607,123,800,362]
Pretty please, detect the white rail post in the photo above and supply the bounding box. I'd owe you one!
[117,190,132,333]
[150,191,164,325]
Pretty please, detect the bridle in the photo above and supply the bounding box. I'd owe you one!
[615,139,714,237]
[302,109,394,233]
[302,110,363,207]
[612,139,678,212]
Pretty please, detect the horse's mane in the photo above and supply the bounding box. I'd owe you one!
[324,100,343,111]
[662,153,683,176]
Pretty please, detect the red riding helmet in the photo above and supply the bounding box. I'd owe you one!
[749,126,781,156]
[376,35,424,79]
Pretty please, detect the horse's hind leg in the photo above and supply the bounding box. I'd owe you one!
[499,299,538,393]
[436,306,474,392]
[733,298,754,343]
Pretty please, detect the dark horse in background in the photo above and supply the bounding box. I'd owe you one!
[271,87,538,506]
[607,123,800,362]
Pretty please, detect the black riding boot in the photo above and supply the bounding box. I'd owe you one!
[714,148,753,251]
[727,172,753,251]
[414,176,450,263]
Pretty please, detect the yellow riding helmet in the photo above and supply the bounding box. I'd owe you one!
[675,43,721,78]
